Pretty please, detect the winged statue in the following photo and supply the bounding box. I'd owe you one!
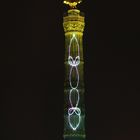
[63,0,82,8]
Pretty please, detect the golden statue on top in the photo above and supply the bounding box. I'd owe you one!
[63,0,82,8]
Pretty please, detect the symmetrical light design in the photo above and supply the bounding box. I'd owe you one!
[63,2,86,139]
[68,34,81,130]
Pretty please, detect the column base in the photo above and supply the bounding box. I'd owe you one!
[64,135,86,140]
[64,138,86,140]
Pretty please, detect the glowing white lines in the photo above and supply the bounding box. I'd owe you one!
[68,33,81,131]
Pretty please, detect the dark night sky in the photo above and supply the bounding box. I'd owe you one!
[1,0,140,140]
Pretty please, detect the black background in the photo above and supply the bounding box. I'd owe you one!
[1,0,140,140]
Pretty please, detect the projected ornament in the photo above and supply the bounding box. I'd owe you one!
[67,34,81,131]
[63,3,86,139]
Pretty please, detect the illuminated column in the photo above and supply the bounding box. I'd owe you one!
[63,1,86,140]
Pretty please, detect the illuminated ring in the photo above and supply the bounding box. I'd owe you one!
[69,88,79,108]
[68,34,80,57]
[69,65,79,89]
[68,107,81,131]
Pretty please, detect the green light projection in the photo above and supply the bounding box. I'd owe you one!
[63,2,86,140]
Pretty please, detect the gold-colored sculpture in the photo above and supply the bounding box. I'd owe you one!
[63,0,82,8]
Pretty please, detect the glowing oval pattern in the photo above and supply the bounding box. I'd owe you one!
[69,66,79,89]
[69,89,79,107]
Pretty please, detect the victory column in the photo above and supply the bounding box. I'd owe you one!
[63,0,86,140]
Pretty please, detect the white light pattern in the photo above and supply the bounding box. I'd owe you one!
[68,33,81,131]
